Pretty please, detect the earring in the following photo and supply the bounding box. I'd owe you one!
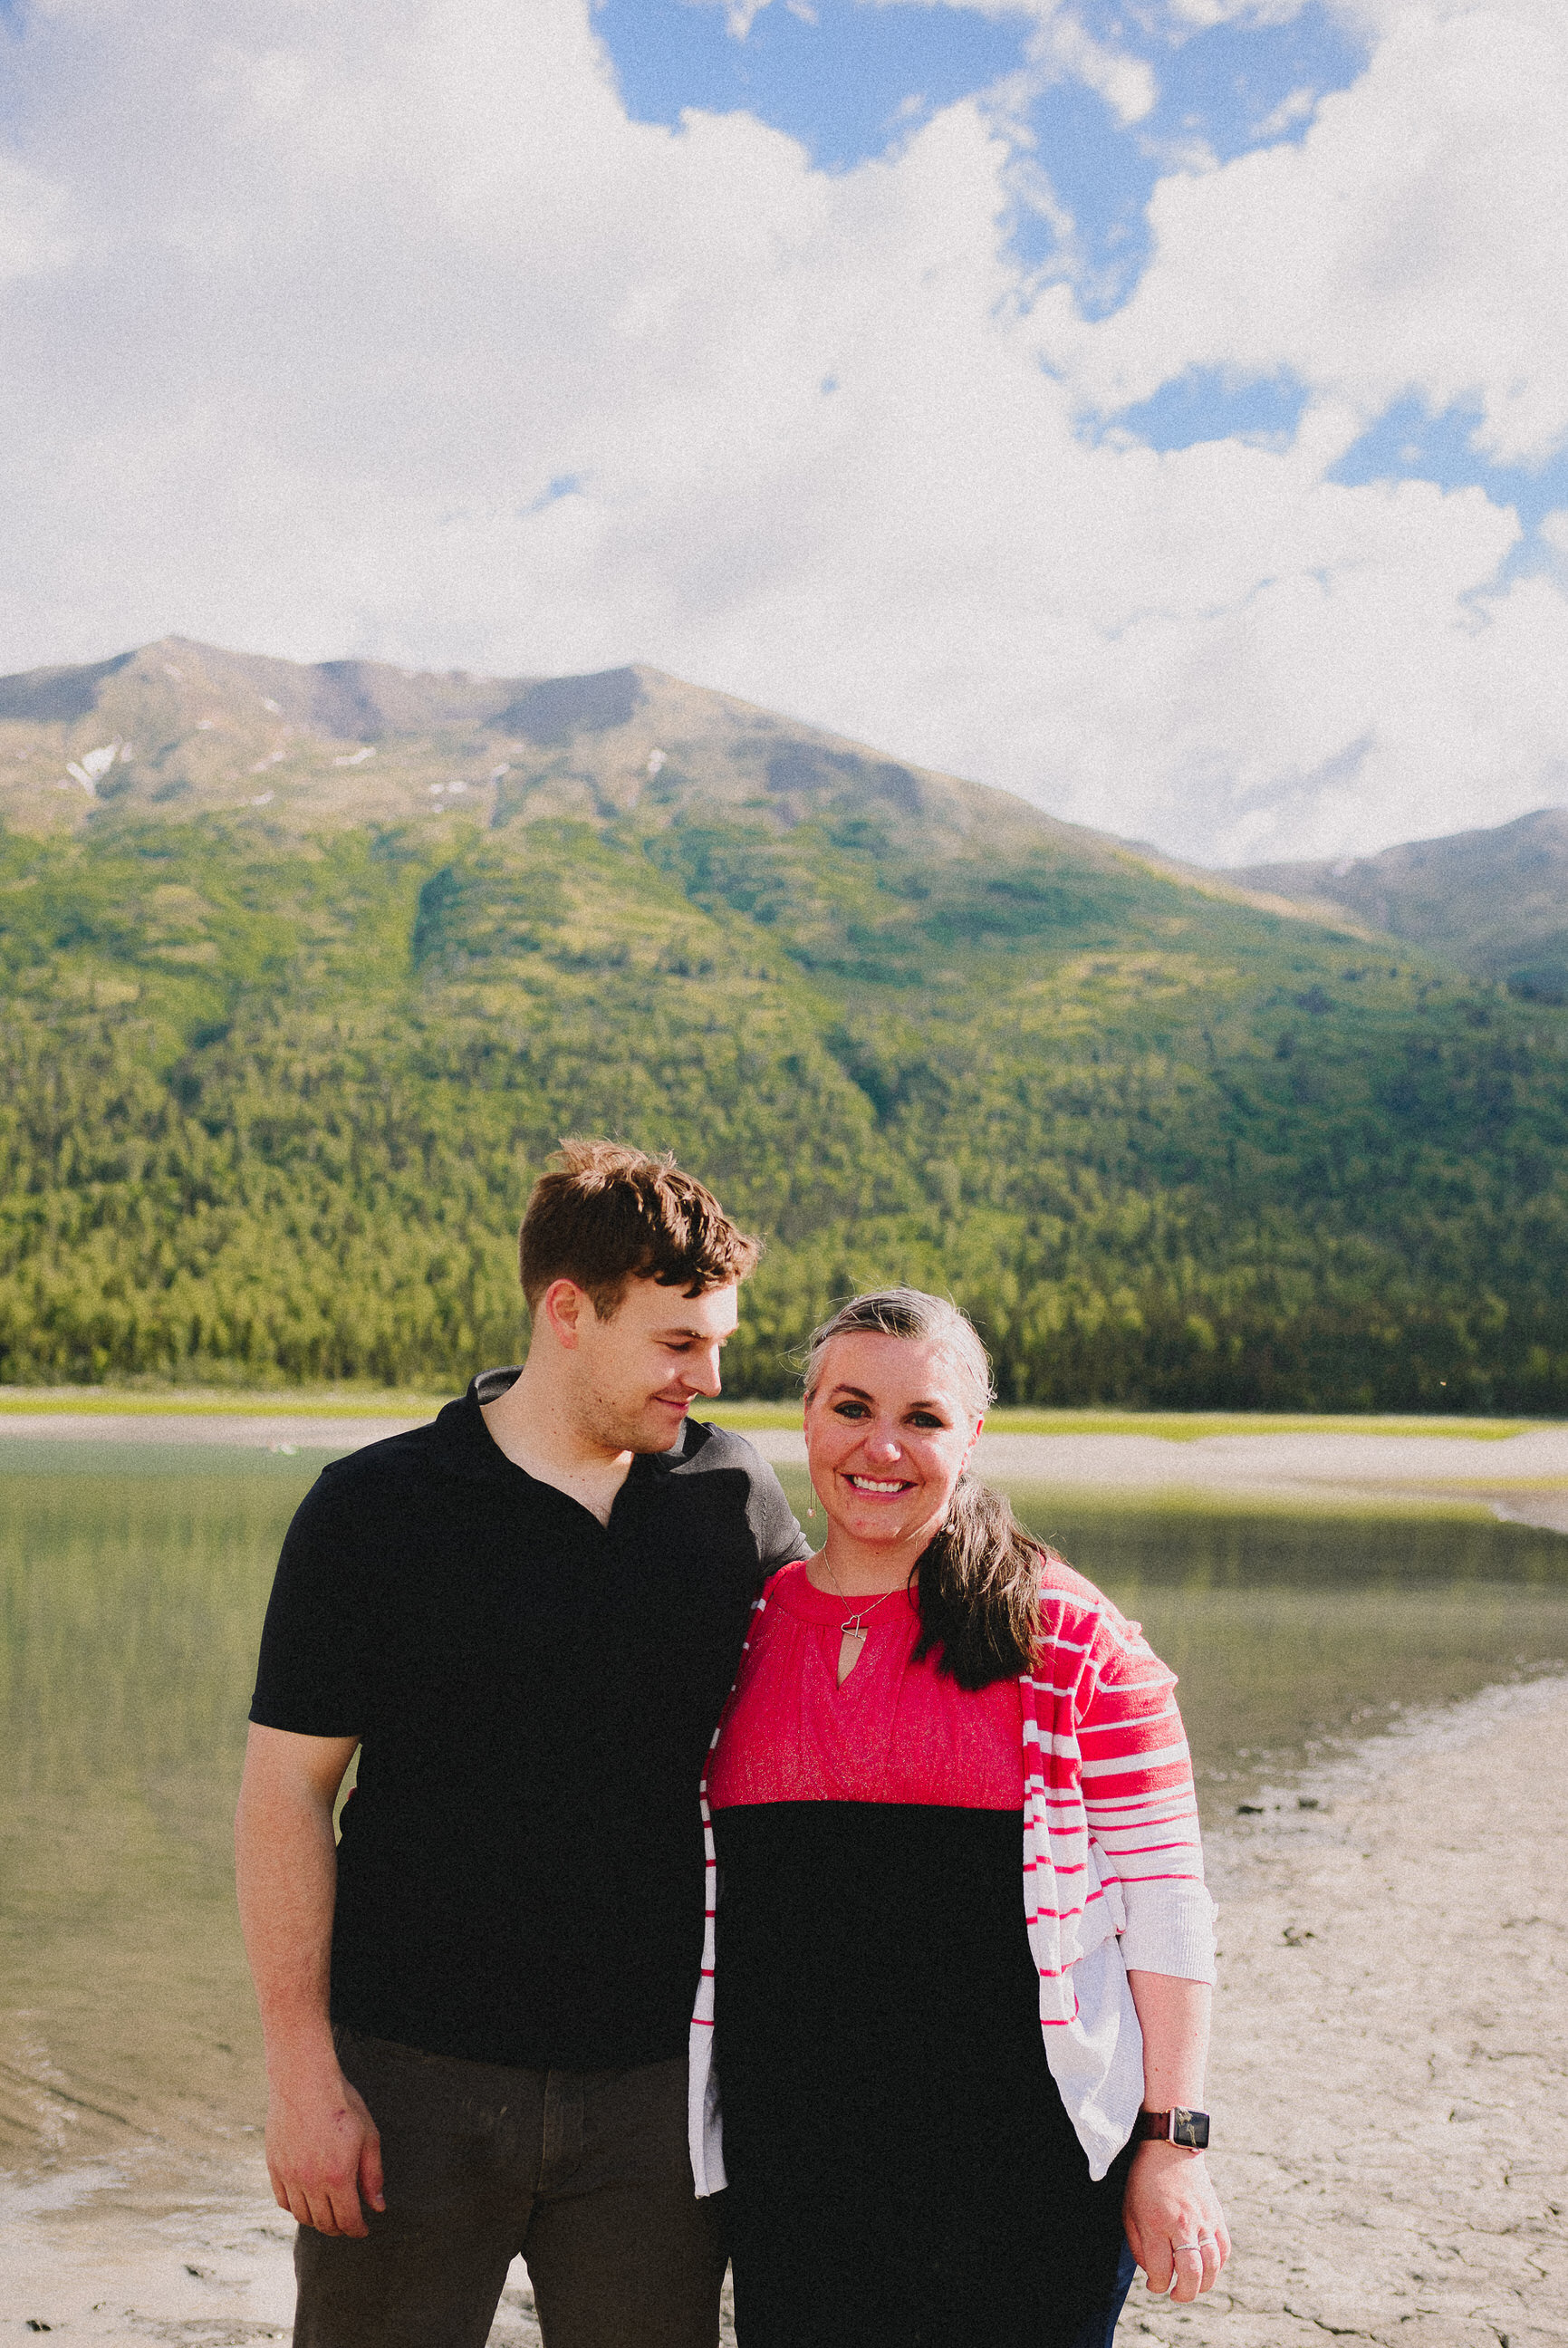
[806,1482,816,1519]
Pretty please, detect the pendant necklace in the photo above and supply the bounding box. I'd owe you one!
[820,1554,900,1670]
[835,1586,897,1640]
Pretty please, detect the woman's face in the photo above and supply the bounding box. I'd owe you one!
[803,1332,981,1558]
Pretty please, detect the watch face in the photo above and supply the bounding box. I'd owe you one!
[1171,2108,1210,2150]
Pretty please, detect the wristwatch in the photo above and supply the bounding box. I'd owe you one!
[1135,2107,1210,2149]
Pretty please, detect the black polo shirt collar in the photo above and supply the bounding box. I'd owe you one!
[429,1368,696,1487]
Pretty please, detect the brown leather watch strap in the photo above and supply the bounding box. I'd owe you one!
[1136,2107,1210,2148]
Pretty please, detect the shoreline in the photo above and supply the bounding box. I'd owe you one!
[5,1676,1564,2344]
[4,1410,1565,1534]
[0,1389,1554,1441]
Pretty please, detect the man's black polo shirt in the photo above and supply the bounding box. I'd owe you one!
[249,1371,808,2072]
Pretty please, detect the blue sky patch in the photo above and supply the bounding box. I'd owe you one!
[1097,369,1310,454]
[1009,76,1153,316]
[1014,3,1367,313]
[596,0,1370,317]
[1330,399,1568,532]
[1144,2,1363,166]
[597,0,1034,174]
[521,475,586,517]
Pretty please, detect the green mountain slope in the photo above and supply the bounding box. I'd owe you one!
[1236,808,1568,1005]
[4,643,1568,1410]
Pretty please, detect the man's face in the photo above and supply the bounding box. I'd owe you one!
[569,1275,740,1456]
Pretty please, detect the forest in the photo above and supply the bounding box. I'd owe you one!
[5,794,1568,1409]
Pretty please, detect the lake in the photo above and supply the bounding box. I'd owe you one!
[3,1439,1567,2201]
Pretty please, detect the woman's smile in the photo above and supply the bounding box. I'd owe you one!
[803,1329,984,1587]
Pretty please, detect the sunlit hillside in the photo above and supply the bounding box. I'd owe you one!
[4,642,1567,1410]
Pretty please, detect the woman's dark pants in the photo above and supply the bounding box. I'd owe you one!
[1070,2241,1139,2348]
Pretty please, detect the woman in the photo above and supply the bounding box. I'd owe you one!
[688,1289,1228,2348]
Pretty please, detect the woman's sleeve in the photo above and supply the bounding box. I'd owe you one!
[1076,1609,1217,1982]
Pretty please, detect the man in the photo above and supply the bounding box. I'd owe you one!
[236,1140,809,2348]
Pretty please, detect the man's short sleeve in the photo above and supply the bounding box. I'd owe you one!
[249,1468,375,1736]
[746,1447,813,1573]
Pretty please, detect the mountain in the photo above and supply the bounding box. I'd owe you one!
[0,633,1161,871]
[1235,808,1568,1005]
[3,640,1568,1410]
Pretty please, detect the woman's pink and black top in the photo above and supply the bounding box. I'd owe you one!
[690,1555,1216,2348]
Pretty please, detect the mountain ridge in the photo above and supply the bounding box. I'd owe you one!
[6,640,1563,988]
[1234,808,1568,1002]
[15,635,1554,977]
[0,635,1328,920]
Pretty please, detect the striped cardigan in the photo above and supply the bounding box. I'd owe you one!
[688,1554,1217,2188]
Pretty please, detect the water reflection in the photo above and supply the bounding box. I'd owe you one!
[1001,1489,1568,1795]
[2,1447,1566,2186]
[0,1448,313,2181]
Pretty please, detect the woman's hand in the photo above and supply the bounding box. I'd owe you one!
[1122,2141,1230,2303]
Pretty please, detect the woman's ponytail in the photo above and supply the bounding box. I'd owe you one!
[909,1472,1043,1689]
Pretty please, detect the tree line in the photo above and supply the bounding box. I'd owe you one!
[4,808,1567,1409]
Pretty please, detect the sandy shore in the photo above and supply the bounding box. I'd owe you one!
[0,2167,685,2345]
[4,1679,1564,2345]
[0,1408,429,1452]
[1131,1674,1568,2348]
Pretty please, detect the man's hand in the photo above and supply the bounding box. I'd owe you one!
[1122,2141,1230,2304]
[236,1726,372,2235]
[265,2056,385,2237]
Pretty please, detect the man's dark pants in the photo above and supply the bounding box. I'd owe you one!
[293,2030,726,2348]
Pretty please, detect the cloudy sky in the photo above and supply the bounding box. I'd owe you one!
[1,0,1564,864]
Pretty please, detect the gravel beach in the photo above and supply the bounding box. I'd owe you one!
[4,1675,1563,2345]
[1130,1675,1568,2348]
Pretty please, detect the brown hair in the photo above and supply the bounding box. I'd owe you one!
[520,1140,761,1317]
[803,1287,1043,1689]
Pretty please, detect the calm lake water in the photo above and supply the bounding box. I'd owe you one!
[3,1439,1566,2192]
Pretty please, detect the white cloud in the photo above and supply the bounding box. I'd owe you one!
[0,0,1563,863]
[0,149,75,284]
[1251,83,1318,140]
[1049,1,1568,467]
[1033,10,1159,128]
[1162,0,1311,26]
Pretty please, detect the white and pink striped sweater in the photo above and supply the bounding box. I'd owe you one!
[688,1554,1217,2188]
